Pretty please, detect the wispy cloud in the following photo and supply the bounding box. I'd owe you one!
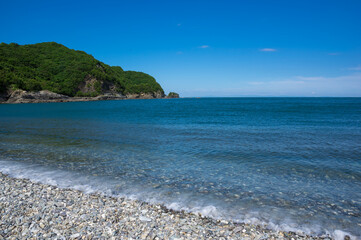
[176,51,183,55]
[273,80,305,84]
[248,81,265,85]
[296,74,361,81]
[199,45,209,49]
[180,74,361,97]
[242,73,361,97]
[296,76,325,81]
[348,65,361,71]
[177,23,181,27]
[248,80,305,86]
[328,52,341,56]
[259,48,277,52]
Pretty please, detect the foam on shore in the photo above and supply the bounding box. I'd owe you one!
[0,160,357,240]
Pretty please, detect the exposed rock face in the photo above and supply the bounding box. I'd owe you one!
[154,91,166,98]
[125,91,165,99]
[77,75,123,97]
[6,90,69,103]
[95,93,125,100]
[77,75,101,94]
[166,92,180,98]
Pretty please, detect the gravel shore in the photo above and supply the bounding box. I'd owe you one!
[0,172,333,240]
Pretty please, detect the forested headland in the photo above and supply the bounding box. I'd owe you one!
[0,42,170,99]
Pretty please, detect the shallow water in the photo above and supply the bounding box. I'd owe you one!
[0,98,360,238]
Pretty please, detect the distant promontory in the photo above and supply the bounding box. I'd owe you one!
[0,42,178,103]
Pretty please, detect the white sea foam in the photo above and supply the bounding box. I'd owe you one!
[333,230,357,240]
[0,159,359,240]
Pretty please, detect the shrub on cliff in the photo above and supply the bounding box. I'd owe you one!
[118,71,163,94]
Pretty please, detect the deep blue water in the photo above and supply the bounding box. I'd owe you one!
[0,98,360,238]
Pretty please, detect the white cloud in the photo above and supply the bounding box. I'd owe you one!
[177,23,181,27]
[348,65,361,71]
[328,52,341,55]
[259,48,277,52]
[199,45,209,49]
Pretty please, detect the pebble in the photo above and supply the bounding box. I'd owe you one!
[139,216,152,222]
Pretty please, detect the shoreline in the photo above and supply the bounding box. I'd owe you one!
[0,96,123,104]
[0,96,177,104]
[0,96,125,104]
[0,172,332,239]
[0,89,179,104]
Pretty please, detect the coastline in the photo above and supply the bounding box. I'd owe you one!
[0,95,176,104]
[0,96,123,104]
[0,172,331,240]
[0,96,126,104]
[0,90,179,104]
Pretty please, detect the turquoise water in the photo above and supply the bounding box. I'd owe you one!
[0,98,360,238]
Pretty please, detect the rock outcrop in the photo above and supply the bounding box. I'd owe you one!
[76,75,121,97]
[6,90,69,103]
[95,93,125,100]
[77,75,101,95]
[125,91,166,99]
[166,92,180,98]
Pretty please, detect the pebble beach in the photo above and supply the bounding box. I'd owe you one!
[0,172,335,240]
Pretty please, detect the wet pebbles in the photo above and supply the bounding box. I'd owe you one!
[0,172,333,239]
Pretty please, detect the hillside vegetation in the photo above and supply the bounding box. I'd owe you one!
[0,42,164,96]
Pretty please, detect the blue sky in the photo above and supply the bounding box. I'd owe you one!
[1,0,361,97]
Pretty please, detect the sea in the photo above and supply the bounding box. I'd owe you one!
[0,98,360,239]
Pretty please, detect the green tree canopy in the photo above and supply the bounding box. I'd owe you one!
[0,42,164,96]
